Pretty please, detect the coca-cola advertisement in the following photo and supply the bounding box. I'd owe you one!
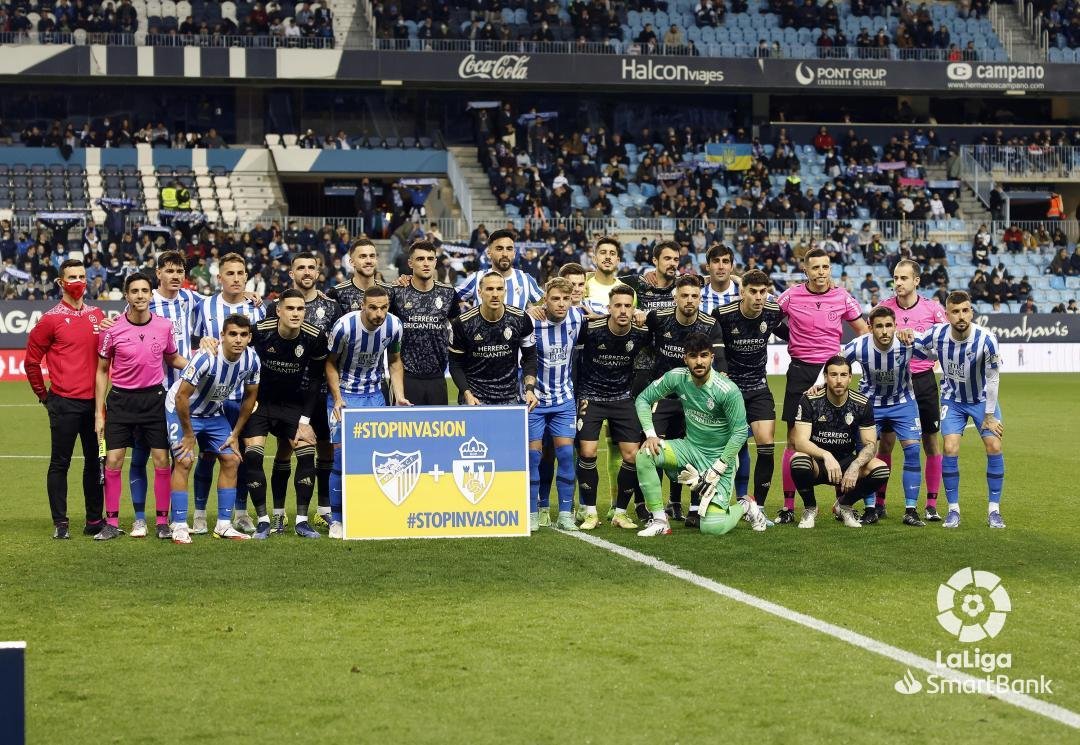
[456,54,531,81]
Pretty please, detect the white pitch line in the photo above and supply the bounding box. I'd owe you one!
[565,530,1080,731]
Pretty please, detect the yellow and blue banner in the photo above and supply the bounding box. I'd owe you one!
[705,143,753,170]
[341,406,529,540]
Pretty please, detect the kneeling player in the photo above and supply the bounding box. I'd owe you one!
[167,315,261,542]
[634,333,767,536]
[788,356,890,528]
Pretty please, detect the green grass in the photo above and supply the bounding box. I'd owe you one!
[0,376,1078,744]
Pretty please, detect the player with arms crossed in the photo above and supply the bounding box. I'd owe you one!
[190,252,266,533]
[699,244,741,314]
[95,273,187,541]
[789,356,890,529]
[876,258,948,521]
[386,240,461,405]
[575,284,651,530]
[775,247,868,524]
[325,286,407,539]
[711,269,789,520]
[167,315,261,543]
[454,229,542,310]
[842,306,925,526]
[526,277,584,531]
[635,333,767,537]
[246,290,329,539]
[912,291,1006,529]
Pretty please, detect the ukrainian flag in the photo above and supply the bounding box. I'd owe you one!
[705,143,753,171]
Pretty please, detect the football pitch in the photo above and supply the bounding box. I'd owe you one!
[1,375,1078,744]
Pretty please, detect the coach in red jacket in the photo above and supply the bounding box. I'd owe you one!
[25,259,107,539]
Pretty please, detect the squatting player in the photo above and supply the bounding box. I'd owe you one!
[841,305,926,527]
[789,356,890,529]
[877,258,947,521]
[167,314,261,543]
[912,291,1006,529]
[325,286,407,539]
[776,247,867,524]
[634,333,766,537]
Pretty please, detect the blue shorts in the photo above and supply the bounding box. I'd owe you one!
[940,399,1003,438]
[222,399,241,427]
[328,391,387,444]
[166,410,235,455]
[528,399,577,442]
[875,399,923,442]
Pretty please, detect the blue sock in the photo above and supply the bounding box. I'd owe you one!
[863,493,877,509]
[943,455,961,509]
[735,442,750,498]
[902,442,922,509]
[130,443,149,520]
[528,448,541,513]
[234,457,248,511]
[555,445,576,513]
[170,490,188,524]
[330,447,343,523]
[538,458,554,510]
[986,453,1004,510]
[194,456,214,511]
[217,487,236,522]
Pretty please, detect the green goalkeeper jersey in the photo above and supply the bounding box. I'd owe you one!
[635,368,747,469]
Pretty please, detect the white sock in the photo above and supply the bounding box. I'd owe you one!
[652,510,667,522]
[317,506,331,516]
[215,519,231,531]
[688,505,698,514]
[586,506,597,515]
[558,510,572,519]
[194,509,206,519]
[257,516,270,525]
[949,503,960,513]
[614,507,626,515]
[272,508,285,517]
[296,515,308,523]
[988,504,999,515]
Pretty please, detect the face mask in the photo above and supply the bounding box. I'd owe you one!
[61,279,87,300]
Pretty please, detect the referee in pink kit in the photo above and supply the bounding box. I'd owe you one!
[94,273,187,541]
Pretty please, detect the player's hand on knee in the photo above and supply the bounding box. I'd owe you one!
[824,454,842,484]
[642,436,663,456]
[293,423,317,447]
[840,467,858,493]
[981,415,1003,437]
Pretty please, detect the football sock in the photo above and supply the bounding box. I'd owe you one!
[575,455,599,507]
[782,448,795,511]
[217,487,237,523]
[735,442,751,498]
[668,481,683,507]
[538,446,554,511]
[316,458,333,510]
[986,453,1004,512]
[607,444,621,502]
[294,446,317,519]
[104,467,122,527]
[901,443,921,509]
[555,444,576,513]
[330,447,343,523]
[170,490,188,525]
[636,448,672,513]
[616,460,637,510]
[848,467,890,506]
[943,455,960,509]
[875,452,892,509]
[528,448,542,513]
[234,453,248,511]
[789,454,817,508]
[243,446,268,519]
[153,468,171,526]
[129,443,149,521]
[193,455,214,512]
[754,443,775,507]
[925,453,943,508]
[271,459,291,512]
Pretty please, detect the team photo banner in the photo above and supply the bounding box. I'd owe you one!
[341,406,529,540]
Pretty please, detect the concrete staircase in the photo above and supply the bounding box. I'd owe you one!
[992,2,1045,62]
[327,0,360,48]
[447,145,507,232]
[230,170,288,226]
[924,164,993,226]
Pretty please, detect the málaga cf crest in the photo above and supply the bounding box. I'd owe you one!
[452,437,495,504]
[372,450,422,505]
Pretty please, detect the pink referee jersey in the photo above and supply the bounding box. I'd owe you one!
[878,295,947,374]
[99,313,178,390]
[776,284,863,364]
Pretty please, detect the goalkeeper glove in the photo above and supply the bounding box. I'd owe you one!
[698,458,729,505]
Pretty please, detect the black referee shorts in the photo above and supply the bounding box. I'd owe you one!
[782,359,824,426]
[652,396,686,439]
[743,386,777,424]
[243,400,303,441]
[577,398,641,444]
[405,374,449,406]
[911,370,941,435]
[104,385,168,451]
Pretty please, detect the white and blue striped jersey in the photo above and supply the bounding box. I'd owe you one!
[533,307,584,407]
[327,311,403,395]
[191,294,266,401]
[456,268,542,310]
[150,288,201,387]
[699,281,740,315]
[166,347,261,418]
[913,323,1002,404]
[842,334,915,407]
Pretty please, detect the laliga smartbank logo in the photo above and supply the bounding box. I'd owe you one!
[892,568,1053,697]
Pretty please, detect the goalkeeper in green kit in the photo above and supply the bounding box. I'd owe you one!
[635,333,768,537]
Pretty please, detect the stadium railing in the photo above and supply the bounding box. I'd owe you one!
[960,149,995,211]
[964,145,1080,179]
[446,150,473,231]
